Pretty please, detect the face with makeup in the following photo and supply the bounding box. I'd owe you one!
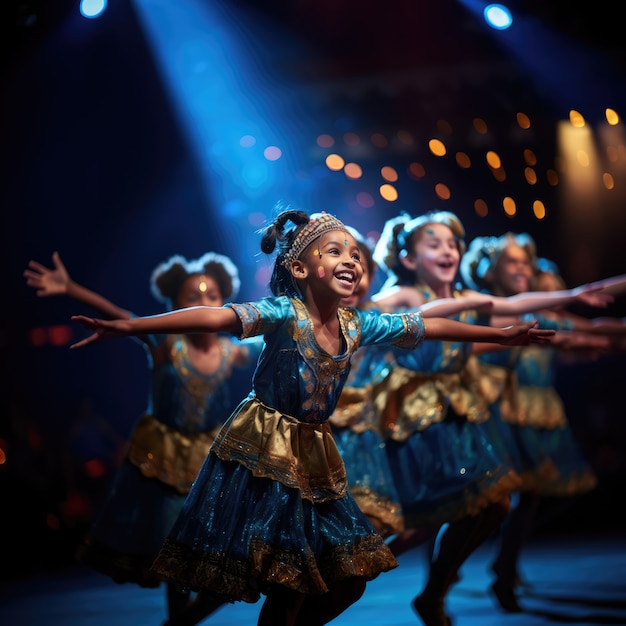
[174,274,224,309]
[292,230,363,299]
[401,222,460,292]
[491,243,533,296]
[340,243,372,308]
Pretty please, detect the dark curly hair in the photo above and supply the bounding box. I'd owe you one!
[150,251,240,310]
[259,202,312,297]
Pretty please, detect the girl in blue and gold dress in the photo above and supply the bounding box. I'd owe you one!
[371,212,619,626]
[69,207,553,626]
[25,250,261,626]
[460,235,626,614]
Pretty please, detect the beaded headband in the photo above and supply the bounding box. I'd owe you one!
[281,212,349,267]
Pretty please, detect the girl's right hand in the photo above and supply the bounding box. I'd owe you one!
[70,315,128,349]
[24,251,70,296]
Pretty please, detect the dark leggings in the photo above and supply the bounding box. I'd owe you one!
[257,578,367,626]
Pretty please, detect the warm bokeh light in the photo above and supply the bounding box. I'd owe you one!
[523,149,537,166]
[48,325,72,346]
[486,151,501,169]
[379,184,398,201]
[603,172,615,189]
[344,162,363,179]
[356,191,375,208]
[434,183,451,200]
[533,199,546,219]
[397,130,414,145]
[317,134,334,148]
[516,112,531,130]
[28,327,48,347]
[524,167,538,184]
[408,162,426,179]
[546,169,559,185]
[326,153,345,171]
[569,110,586,128]
[473,118,488,134]
[474,198,489,217]
[429,139,446,157]
[503,196,516,216]
[455,152,471,168]
[606,108,620,125]
[371,133,388,148]
[381,166,398,182]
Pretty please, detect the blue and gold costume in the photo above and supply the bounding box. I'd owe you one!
[76,333,260,587]
[151,296,425,602]
[329,334,404,539]
[376,286,520,530]
[475,341,558,491]
[515,317,597,496]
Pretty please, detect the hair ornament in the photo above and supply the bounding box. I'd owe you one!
[281,212,348,267]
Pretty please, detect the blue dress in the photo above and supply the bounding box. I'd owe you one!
[377,287,520,529]
[151,296,425,603]
[515,320,597,497]
[474,342,556,490]
[76,333,261,587]
[329,328,404,539]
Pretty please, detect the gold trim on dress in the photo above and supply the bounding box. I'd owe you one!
[212,398,348,503]
[127,414,217,494]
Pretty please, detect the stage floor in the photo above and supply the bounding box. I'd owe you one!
[2,531,625,626]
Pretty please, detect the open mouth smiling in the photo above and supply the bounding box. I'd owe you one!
[335,271,355,285]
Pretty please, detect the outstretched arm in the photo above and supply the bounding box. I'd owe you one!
[372,286,494,317]
[24,252,131,320]
[423,317,554,346]
[482,277,622,315]
[70,306,242,349]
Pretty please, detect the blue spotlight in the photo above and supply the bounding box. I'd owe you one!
[80,0,107,19]
[484,4,513,30]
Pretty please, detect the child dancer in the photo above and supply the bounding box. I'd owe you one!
[460,234,626,613]
[370,211,620,626]
[330,227,496,539]
[24,250,261,626]
[69,206,554,626]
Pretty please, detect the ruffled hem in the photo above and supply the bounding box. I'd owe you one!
[350,487,405,538]
[402,468,521,529]
[76,536,163,588]
[517,458,561,492]
[538,469,598,497]
[152,533,398,602]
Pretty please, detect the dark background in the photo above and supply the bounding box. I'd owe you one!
[2,0,626,580]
